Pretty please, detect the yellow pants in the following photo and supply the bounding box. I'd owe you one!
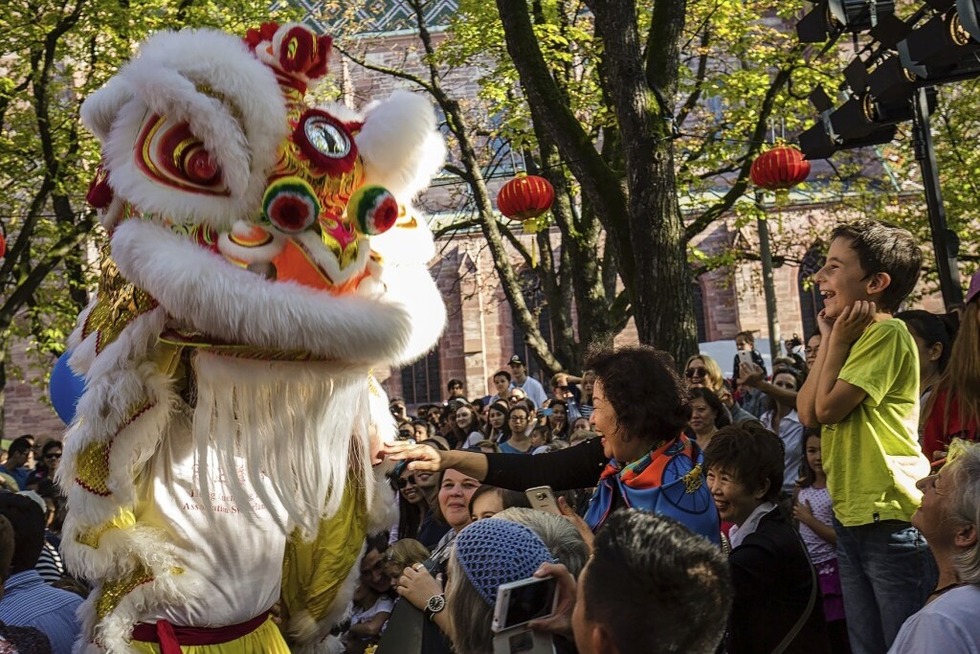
[130,617,290,654]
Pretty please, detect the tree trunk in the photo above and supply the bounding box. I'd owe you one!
[499,0,698,362]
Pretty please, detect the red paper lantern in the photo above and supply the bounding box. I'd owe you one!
[750,145,811,190]
[496,173,555,221]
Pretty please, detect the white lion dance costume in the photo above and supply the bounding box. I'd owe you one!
[57,22,446,653]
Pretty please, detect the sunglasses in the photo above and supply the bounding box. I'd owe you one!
[44,453,63,459]
[685,367,708,378]
[396,475,417,489]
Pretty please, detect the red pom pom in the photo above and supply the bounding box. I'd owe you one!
[86,164,113,209]
[245,22,280,50]
[269,195,313,232]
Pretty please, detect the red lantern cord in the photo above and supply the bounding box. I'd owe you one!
[750,145,810,191]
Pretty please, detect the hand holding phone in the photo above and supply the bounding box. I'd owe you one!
[492,576,559,654]
[492,576,559,633]
[525,486,562,516]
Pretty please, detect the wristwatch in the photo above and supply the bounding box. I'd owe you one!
[424,593,446,621]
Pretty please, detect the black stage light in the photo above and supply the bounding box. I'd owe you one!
[829,0,896,31]
[870,12,912,48]
[899,8,980,81]
[799,120,838,159]
[960,0,980,41]
[844,59,871,91]
[809,86,836,112]
[799,1,836,43]
[868,55,918,103]
[830,94,877,138]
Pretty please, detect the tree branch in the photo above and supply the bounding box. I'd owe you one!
[683,60,799,242]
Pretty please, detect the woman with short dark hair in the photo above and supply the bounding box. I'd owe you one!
[687,387,730,450]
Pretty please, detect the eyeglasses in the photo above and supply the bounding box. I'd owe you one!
[396,475,417,489]
[685,367,707,378]
[509,415,528,423]
[44,453,63,459]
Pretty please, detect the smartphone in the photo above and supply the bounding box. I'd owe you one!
[737,350,754,367]
[525,486,561,516]
[492,575,559,633]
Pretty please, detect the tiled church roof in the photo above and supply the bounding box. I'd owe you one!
[271,0,458,35]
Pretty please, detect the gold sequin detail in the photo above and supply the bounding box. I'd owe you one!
[75,440,112,497]
[74,400,153,497]
[683,464,703,494]
[82,248,158,354]
[96,563,154,619]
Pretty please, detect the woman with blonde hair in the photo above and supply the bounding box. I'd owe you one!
[922,271,980,461]
[684,353,725,394]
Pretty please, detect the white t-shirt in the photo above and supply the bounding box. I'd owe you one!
[462,431,486,449]
[137,429,287,627]
[888,585,980,654]
[797,485,836,565]
[516,376,548,408]
[350,595,395,627]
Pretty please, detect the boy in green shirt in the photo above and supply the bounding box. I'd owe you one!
[798,220,936,654]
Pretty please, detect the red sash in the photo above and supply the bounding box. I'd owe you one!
[131,611,270,653]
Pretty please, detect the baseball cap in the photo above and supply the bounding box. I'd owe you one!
[508,354,525,366]
[966,269,980,305]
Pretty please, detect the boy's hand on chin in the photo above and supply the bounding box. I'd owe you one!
[831,301,876,346]
[816,308,836,337]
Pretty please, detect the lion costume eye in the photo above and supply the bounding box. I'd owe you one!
[294,109,358,174]
[134,114,228,195]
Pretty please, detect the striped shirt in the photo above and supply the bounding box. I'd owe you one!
[0,571,81,654]
[35,541,64,585]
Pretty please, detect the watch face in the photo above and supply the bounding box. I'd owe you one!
[427,594,446,613]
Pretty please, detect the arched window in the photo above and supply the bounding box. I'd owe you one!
[399,346,442,406]
[509,269,553,380]
[692,281,708,343]
[799,243,826,338]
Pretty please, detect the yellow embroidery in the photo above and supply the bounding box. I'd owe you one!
[75,510,137,549]
[683,464,703,494]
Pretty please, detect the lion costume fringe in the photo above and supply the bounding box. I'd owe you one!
[57,22,446,653]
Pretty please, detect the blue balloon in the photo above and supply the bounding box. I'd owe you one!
[49,351,85,425]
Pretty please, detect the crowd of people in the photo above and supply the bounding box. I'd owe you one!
[1,219,979,654]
